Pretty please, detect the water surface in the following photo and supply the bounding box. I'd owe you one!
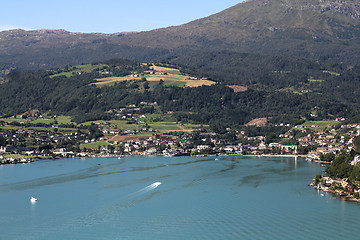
[0,156,358,239]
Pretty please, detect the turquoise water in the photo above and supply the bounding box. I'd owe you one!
[0,156,359,239]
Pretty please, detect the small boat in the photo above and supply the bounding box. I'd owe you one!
[30,197,38,203]
[153,182,162,187]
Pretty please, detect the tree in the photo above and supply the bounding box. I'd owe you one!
[143,81,150,90]
[0,136,6,146]
[354,136,360,153]
[314,174,322,185]
[320,153,335,162]
[326,153,353,179]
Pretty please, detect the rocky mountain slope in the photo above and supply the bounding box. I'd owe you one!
[120,0,360,46]
[1,0,360,70]
[118,0,360,62]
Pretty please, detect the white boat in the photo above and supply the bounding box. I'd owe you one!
[153,182,162,187]
[30,197,38,203]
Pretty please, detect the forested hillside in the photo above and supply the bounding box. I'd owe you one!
[0,58,358,132]
[1,0,360,133]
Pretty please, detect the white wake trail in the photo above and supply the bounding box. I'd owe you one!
[129,182,162,197]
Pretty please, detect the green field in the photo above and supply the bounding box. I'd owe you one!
[1,154,43,160]
[183,123,207,129]
[163,80,187,87]
[143,113,177,122]
[0,126,77,132]
[80,141,111,149]
[93,64,215,88]
[55,116,72,124]
[145,122,206,133]
[308,79,324,83]
[0,115,72,124]
[323,70,340,76]
[80,120,140,131]
[298,120,339,131]
[148,122,181,131]
[50,64,108,78]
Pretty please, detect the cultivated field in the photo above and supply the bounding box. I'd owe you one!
[108,134,151,142]
[298,120,339,131]
[93,65,215,88]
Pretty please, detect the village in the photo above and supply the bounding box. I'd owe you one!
[310,173,360,202]
[1,105,360,165]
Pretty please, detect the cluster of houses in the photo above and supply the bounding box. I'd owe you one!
[299,123,360,161]
[313,175,360,201]
[235,120,360,160]
[3,113,360,164]
[143,70,167,75]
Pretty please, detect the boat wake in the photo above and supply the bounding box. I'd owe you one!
[26,182,164,238]
[129,182,162,197]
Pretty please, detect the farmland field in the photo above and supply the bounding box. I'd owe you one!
[298,120,339,131]
[80,120,140,131]
[93,65,215,88]
[0,115,72,125]
[80,141,111,149]
[50,64,108,78]
[108,134,152,142]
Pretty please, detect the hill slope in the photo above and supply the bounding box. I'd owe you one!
[1,0,360,70]
[121,0,360,44]
[119,0,360,62]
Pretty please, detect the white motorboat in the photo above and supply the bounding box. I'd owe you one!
[30,197,38,203]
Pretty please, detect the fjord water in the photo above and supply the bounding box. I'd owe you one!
[0,156,359,240]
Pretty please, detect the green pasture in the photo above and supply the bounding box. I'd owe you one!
[308,79,324,83]
[80,141,111,149]
[163,80,186,87]
[1,154,43,160]
[183,123,207,129]
[0,115,72,124]
[323,70,340,76]
[298,120,339,131]
[0,125,77,132]
[50,64,108,78]
[80,120,139,130]
[148,122,181,132]
[143,114,177,123]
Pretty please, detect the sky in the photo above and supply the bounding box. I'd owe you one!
[0,0,242,33]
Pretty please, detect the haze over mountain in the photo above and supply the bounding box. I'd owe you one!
[1,0,360,70]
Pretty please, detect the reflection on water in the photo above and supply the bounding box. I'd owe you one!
[0,156,359,240]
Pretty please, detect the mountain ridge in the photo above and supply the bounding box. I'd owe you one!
[116,0,360,47]
[1,0,360,70]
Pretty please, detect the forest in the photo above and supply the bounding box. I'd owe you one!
[0,57,360,134]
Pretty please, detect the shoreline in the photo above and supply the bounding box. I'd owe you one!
[0,153,307,165]
[309,181,360,203]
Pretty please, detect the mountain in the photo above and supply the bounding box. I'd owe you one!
[119,0,360,62]
[120,0,360,44]
[0,29,163,71]
[1,0,360,70]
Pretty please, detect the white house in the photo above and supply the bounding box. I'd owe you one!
[351,155,360,166]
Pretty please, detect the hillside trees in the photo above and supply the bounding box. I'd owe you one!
[0,58,359,132]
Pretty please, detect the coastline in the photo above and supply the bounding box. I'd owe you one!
[0,152,308,165]
[309,181,360,203]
